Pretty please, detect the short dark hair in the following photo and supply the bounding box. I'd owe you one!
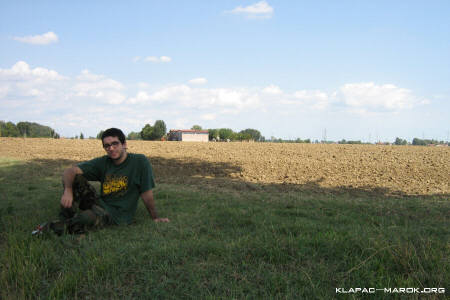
[101,128,126,144]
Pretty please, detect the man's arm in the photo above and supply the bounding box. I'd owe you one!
[60,166,83,208]
[141,190,170,222]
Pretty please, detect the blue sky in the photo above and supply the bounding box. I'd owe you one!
[1,0,449,141]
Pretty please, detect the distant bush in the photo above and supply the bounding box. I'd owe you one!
[394,137,408,145]
[127,131,142,140]
[412,138,447,146]
[0,121,59,138]
[338,139,362,144]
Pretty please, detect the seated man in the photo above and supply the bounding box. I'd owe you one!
[33,127,169,235]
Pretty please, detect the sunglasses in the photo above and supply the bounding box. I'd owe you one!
[103,141,121,149]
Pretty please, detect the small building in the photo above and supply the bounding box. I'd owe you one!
[168,129,209,142]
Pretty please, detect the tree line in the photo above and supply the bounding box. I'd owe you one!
[409,138,448,146]
[206,127,264,142]
[2,120,448,146]
[0,121,60,138]
[96,122,265,142]
[97,120,168,141]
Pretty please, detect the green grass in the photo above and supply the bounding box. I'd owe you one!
[0,157,449,299]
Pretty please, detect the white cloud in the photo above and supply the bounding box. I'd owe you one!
[123,117,146,128]
[227,1,274,19]
[137,82,150,89]
[293,90,330,109]
[0,61,433,139]
[72,70,126,104]
[128,91,150,104]
[201,113,217,121]
[144,56,172,63]
[0,61,67,105]
[13,31,59,45]
[213,89,260,109]
[0,61,65,81]
[275,83,428,113]
[263,84,282,94]
[335,82,428,111]
[160,56,172,63]
[132,56,141,63]
[27,88,44,97]
[141,84,260,111]
[174,118,189,129]
[126,81,428,118]
[0,85,9,99]
[188,78,207,85]
[76,70,124,90]
[145,56,159,62]
[149,85,192,102]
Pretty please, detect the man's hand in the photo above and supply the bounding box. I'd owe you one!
[61,189,74,208]
[141,190,170,222]
[61,166,83,208]
[153,218,170,223]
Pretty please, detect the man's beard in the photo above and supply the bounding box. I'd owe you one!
[112,149,125,161]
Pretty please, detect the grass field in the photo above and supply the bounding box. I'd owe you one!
[0,139,449,299]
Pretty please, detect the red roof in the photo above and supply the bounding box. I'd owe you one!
[169,129,209,133]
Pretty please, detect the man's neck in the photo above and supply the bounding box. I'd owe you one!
[113,151,128,165]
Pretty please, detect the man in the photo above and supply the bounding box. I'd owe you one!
[33,128,169,236]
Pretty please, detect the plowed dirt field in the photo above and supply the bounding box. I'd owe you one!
[1,138,449,196]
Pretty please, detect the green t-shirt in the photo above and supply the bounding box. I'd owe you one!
[78,153,155,225]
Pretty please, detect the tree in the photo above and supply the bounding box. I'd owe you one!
[0,122,20,137]
[152,120,167,140]
[208,129,219,141]
[412,138,428,146]
[97,130,105,139]
[338,139,361,144]
[142,121,167,141]
[80,132,84,139]
[127,131,142,140]
[191,125,202,130]
[17,122,30,137]
[239,128,261,141]
[218,128,234,141]
[394,137,407,145]
[141,124,153,140]
[16,122,53,137]
[295,138,310,143]
[237,132,252,141]
[1,121,58,138]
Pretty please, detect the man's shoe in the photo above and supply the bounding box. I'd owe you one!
[31,222,50,236]
[32,220,66,236]
[50,220,65,236]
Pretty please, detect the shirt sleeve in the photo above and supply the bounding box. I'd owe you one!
[77,156,104,181]
[139,156,155,193]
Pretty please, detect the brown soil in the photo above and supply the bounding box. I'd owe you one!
[1,138,449,196]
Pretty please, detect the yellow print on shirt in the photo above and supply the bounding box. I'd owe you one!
[103,174,128,196]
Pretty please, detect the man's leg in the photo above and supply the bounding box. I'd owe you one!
[64,204,112,234]
[59,174,97,222]
[33,175,109,236]
[54,175,108,235]
[73,174,97,210]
